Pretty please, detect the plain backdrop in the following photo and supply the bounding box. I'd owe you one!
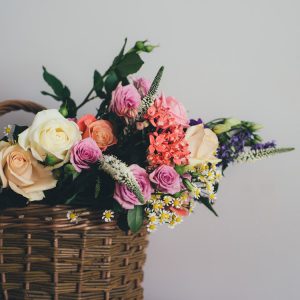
[0,1,299,299]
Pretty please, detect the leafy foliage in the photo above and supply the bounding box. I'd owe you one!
[127,205,144,233]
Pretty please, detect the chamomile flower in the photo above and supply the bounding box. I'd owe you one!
[163,195,173,206]
[67,211,81,224]
[147,223,158,233]
[148,212,158,224]
[173,215,183,225]
[215,170,222,181]
[193,187,201,199]
[3,125,12,136]
[208,193,217,203]
[180,192,189,202]
[102,210,114,222]
[173,198,182,209]
[159,210,171,224]
[152,200,164,212]
[144,207,152,215]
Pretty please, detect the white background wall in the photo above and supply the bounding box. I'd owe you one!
[1,1,299,299]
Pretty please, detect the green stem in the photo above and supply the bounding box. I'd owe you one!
[76,88,94,110]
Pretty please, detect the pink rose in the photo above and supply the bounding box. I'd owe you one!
[149,165,181,194]
[113,164,152,209]
[70,138,102,172]
[109,83,141,119]
[160,95,189,127]
[133,77,151,98]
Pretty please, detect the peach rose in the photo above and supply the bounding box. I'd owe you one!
[0,141,57,201]
[185,124,220,165]
[82,120,117,151]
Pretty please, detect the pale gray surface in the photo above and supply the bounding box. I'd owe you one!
[0,1,299,299]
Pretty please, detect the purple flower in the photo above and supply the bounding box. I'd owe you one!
[133,77,151,98]
[113,164,152,210]
[70,138,102,172]
[109,83,141,119]
[217,130,252,169]
[251,141,276,150]
[149,165,181,194]
[189,118,203,126]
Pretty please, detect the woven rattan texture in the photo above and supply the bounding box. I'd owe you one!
[0,100,46,117]
[0,205,148,300]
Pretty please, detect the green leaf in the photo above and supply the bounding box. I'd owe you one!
[127,205,144,233]
[65,99,77,118]
[93,70,104,96]
[64,164,79,181]
[175,165,186,175]
[116,52,144,77]
[104,71,119,93]
[45,154,60,167]
[94,177,101,199]
[65,193,78,205]
[41,91,61,101]
[42,67,71,100]
[199,197,218,217]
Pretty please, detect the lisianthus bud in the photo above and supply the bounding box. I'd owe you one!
[250,123,263,131]
[135,41,146,51]
[59,105,68,117]
[253,134,263,143]
[182,178,195,192]
[213,124,231,134]
[224,118,241,127]
[144,45,157,53]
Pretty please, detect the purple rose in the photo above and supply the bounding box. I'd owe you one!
[133,77,151,98]
[149,165,181,194]
[109,83,141,119]
[113,164,152,209]
[70,138,102,172]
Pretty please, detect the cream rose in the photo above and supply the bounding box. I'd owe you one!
[18,109,81,167]
[185,124,220,165]
[0,142,57,201]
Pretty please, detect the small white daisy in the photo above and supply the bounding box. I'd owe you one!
[66,211,81,224]
[148,212,158,224]
[102,210,114,222]
[147,223,158,233]
[3,125,12,136]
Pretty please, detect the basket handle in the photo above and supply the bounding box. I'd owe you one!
[0,99,46,117]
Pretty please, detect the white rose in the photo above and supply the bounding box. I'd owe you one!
[185,124,220,165]
[18,109,81,168]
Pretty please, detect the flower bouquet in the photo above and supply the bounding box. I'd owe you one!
[0,39,293,299]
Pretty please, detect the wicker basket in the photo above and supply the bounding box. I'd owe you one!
[0,100,148,300]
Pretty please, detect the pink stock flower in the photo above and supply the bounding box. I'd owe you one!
[70,138,102,172]
[113,164,152,210]
[133,77,151,98]
[109,83,141,119]
[149,165,181,194]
